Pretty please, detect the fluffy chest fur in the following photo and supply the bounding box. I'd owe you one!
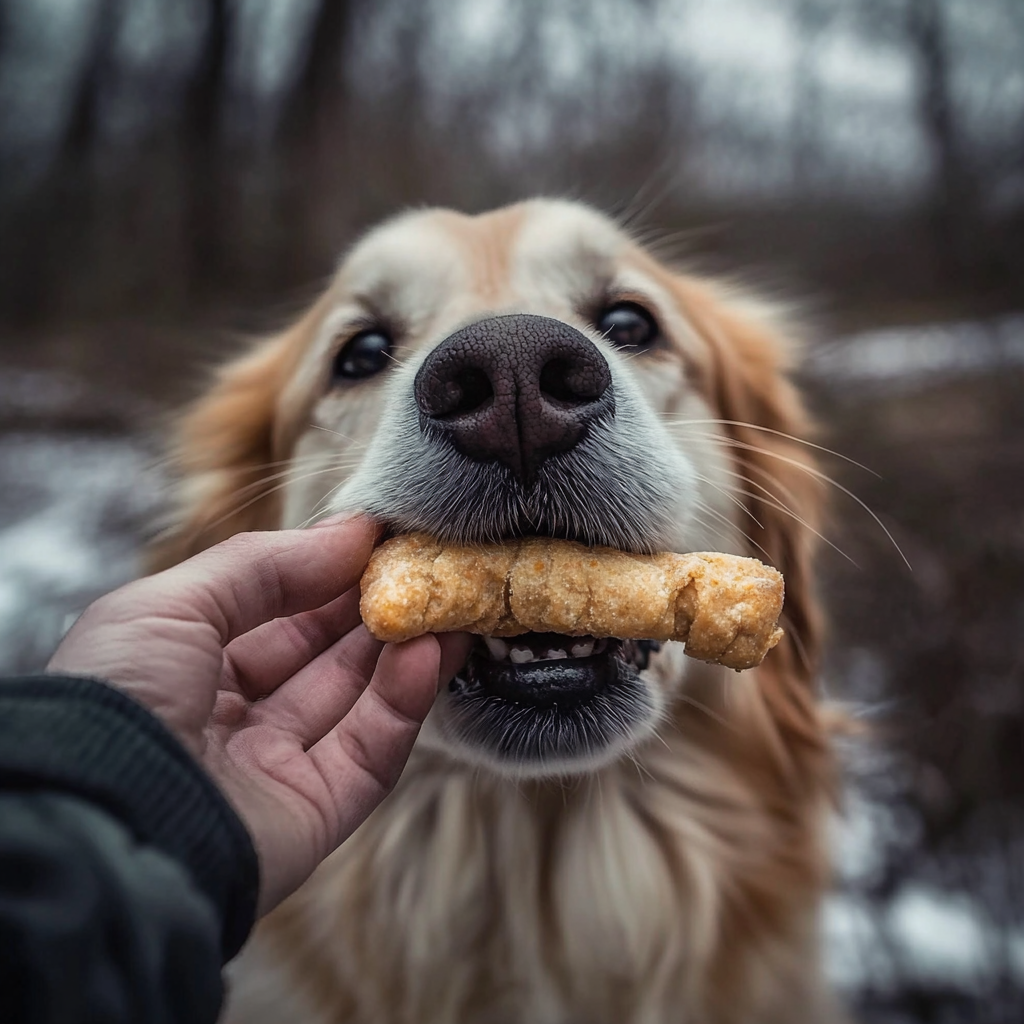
[228,693,835,1024]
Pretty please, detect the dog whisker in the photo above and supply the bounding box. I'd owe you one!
[675,693,738,733]
[297,489,349,529]
[673,429,909,568]
[311,423,372,447]
[778,611,813,676]
[626,749,655,786]
[693,499,775,563]
[614,155,681,235]
[698,461,858,566]
[644,722,673,753]
[716,462,808,518]
[205,466,351,532]
[610,347,646,364]
[232,452,336,475]
[691,472,764,529]
[211,461,342,502]
[729,486,859,567]
[666,418,880,476]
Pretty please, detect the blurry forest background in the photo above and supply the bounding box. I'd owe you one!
[1,1,1023,1021]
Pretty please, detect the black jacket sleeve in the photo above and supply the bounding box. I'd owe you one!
[0,675,260,1024]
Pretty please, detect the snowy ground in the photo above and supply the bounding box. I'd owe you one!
[2,315,1023,1021]
[0,365,164,672]
[0,429,162,672]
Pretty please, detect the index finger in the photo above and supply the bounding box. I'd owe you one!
[141,516,379,644]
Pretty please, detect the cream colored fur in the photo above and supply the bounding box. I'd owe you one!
[152,200,845,1024]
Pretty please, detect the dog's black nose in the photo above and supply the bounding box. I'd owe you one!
[414,314,614,483]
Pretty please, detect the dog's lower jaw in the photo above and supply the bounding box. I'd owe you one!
[419,641,666,780]
[422,686,661,780]
[225,668,842,1024]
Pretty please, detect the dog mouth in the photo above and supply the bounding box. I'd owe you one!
[442,633,661,772]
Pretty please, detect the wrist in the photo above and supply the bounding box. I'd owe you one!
[0,675,259,960]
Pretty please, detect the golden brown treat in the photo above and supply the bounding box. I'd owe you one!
[359,533,785,670]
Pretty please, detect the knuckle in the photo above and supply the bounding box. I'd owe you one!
[218,531,265,562]
[281,611,326,651]
[341,728,398,796]
[82,585,142,624]
[371,685,422,732]
[217,531,288,610]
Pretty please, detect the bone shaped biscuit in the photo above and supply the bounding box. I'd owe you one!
[359,533,785,670]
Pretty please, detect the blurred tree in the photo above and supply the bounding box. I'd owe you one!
[0,0,1021,328]
[791,0,829,194]
[903,0,977,277]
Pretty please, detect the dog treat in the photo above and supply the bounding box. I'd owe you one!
[359,533,785,670]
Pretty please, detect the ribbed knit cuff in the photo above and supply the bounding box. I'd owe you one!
[0,675,258,960]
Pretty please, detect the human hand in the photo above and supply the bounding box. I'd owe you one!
[48,518,470,914]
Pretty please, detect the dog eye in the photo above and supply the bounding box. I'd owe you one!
[595,302,659,351]
[333,330,393,380]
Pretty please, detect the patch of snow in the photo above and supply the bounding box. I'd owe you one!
[827,883,1019,993]
[804,315,1024,394]
[887,885,992,983]
[0,432,163,672]
[825,894,893,990]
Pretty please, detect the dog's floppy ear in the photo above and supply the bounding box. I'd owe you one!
[148,325,307,572]
[670,277,824,689]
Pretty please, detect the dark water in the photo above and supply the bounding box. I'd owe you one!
[1,316,1023,1020]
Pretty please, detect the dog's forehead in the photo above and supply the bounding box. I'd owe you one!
[337,212,469,314]
[336,201,632,311]
[512,201,628,271]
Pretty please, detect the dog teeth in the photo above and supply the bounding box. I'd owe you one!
[487,638,602,665]
[484,637,510,661]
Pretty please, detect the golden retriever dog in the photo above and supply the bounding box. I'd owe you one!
[152,199,843,1023]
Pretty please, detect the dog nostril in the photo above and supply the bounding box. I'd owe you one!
[438,368,494,418]
[539,358,605,405]
[540,359,577,404]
